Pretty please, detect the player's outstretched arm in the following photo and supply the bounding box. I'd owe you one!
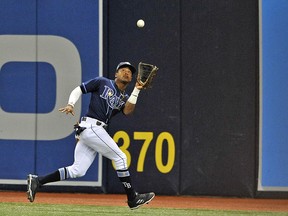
[58,86,82,116]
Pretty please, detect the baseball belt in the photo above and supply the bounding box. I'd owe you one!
[81,117,107,129]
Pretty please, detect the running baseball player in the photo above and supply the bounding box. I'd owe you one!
[27,62,155,210]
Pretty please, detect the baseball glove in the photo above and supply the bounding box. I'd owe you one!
[137,62,159,89]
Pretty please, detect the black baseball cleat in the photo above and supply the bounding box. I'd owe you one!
[128,192,155,210]
[27,174,40,202]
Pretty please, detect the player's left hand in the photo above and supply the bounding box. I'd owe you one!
[59,105,75,116]
[135,81,143,90]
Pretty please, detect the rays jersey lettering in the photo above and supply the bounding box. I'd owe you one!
[100,85,125,110]
[80,77,129,123]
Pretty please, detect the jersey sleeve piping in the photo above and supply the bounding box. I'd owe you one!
[80,83,87,94]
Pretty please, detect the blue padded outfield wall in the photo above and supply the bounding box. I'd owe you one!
[259,0,288,192]
[0,1,103,187]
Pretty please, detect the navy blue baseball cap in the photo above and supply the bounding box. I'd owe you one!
[116,62,136,74]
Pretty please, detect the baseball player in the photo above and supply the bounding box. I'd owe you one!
[27,62,155,210]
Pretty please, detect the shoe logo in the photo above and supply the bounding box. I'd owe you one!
[136,199,145,204]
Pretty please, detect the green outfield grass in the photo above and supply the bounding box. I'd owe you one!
[0,203,287,216]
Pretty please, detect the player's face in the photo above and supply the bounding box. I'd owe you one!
[115,67,133,84]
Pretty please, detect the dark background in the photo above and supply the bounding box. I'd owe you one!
[104,0,260,197]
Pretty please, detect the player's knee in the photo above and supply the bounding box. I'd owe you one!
[113,153,128,170]
[67,165,87,178]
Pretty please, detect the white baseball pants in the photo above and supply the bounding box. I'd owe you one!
[66,117,127,179]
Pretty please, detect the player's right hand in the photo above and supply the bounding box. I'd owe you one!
[59,105,75,116]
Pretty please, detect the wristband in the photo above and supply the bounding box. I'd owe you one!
[67,86,82,108]
[67,103,75,108]
[127,87,140,104]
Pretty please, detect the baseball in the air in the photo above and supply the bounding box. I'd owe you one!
[137,19,145,28]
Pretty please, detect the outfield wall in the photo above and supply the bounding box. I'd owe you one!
[105,0,258,197]
[0,0,103,188]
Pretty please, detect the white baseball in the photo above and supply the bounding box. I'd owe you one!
[137,19,145,28]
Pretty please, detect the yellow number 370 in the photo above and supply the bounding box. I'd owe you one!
[112,131,175,174]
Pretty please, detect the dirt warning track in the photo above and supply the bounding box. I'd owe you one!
[0,191,287,212]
